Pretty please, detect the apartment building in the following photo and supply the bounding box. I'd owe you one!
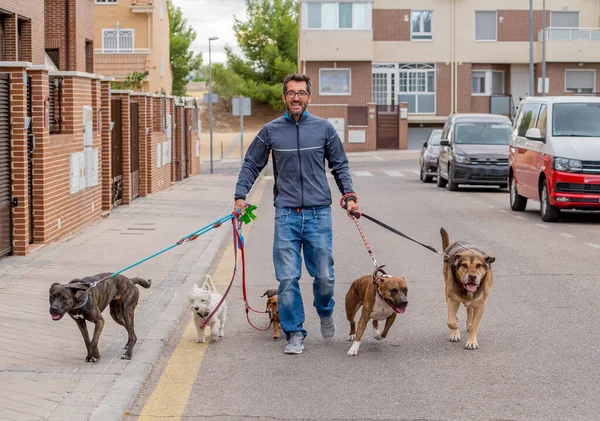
[94,0,173,94]
[298,0,600,150]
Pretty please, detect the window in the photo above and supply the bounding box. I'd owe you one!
[95,0,118,3]
[319,69,351,95]
[102,29,134,53]
[565,70,595,94]
[471,70,504,95]
[550,11,579,28]
[515,103,540,137]
[536,104,547,137]
[411,11,432,40]
[304,2,370,29]
[398,63,436,114]
[454,123,512,145]
[553,103,600,137]
[0,15,6,61]
[372,73,389,105]
[475,11,497,41]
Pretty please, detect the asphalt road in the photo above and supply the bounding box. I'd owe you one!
[127,150,600,421]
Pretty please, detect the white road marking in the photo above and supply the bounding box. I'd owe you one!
[474,200,483,204]
[487,205,495,209]
[535,223,548,229]
[353,171,374,177]
[499,209,508,213]
[411,170,421,176]
[383,170,405,177]
[560,233,575,238]
[515,216,525,220]
[585,243,600,249]
[374,155,385,162]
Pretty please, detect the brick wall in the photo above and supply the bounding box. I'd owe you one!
[398,103,408,150]
[190,106,201,176]
[174,103,184,181]
[112,92,131,205]
[498,10,549,42]
[309,104,377,153]
[373,9,410,42]
[538,62,600,96]
[457,63,472,113]
[305,61,371,106]
[76,0,95,73]
[436,62,451,116]
[0,1,44,64]
[148,95,170,194]
[132,95,149,197]
[38,74,102,245]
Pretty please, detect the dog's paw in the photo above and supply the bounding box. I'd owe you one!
[347,341,361,356]
[209,335,219,343]
[373,329,383,341]
[196,337,206,343]
[449,330,461,342]
[86,355,100,363]
[347,334,355,341]
[121,353,132,360]
[464,340,479,350]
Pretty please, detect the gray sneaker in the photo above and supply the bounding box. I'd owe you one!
[284,332,304,354]
[320,316,336,339]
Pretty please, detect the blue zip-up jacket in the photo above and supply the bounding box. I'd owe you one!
[234,110,355,208]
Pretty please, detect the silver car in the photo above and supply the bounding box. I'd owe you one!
[419,129,442,183]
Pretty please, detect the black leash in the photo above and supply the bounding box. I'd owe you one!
[356,212,447,258]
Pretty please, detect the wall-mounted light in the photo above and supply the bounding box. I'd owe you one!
[499,16,504,23]
[404,15,409,22]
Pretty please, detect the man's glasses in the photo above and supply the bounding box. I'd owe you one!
[285,91,309,99]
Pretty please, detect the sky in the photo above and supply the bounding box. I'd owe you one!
[173,0,247,64]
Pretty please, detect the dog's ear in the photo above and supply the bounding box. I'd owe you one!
[452,255,462,267]
[67,283,91,292]
[374,277,384,287]
[49,282,60,292]
[201,282,211,292]
[485,255,496,266]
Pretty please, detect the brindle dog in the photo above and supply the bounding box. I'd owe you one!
[48,273,151,362]
[441,227,495,350]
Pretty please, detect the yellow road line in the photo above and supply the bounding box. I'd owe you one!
[136,179,267,421]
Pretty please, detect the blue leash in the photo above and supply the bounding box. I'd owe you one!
[104,211,240,281]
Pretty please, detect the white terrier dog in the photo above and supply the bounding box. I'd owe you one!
[188,274,227,343]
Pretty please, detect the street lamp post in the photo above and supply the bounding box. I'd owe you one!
[208,36,218,174]
[529,0,534,97]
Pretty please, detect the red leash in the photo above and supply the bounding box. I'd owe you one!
[200,212,271,331]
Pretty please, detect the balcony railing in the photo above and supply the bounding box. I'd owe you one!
[539,27,600,41]
[94,48,151,55]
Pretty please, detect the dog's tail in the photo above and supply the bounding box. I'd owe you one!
[202,274,217,293]
[440,227,450,251]
[131,277,152,289]
[261,288,278,298]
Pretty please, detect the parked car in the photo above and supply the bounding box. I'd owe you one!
[509,96,600,222]
[436,114,513,191]
[419,129,442,182]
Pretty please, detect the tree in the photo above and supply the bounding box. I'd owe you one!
[111,70,150,90]
[168,0,203,96]
[212,0,298,110]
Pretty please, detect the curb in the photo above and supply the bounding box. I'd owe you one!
[88,175,265,421]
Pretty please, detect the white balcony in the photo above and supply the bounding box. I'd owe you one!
[94,48,151,55]
[536,27,600,63]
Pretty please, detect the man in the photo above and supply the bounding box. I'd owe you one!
[234,73,358,355]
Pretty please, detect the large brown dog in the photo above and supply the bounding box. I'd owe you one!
[261,289,280,340]
[441,227,495,350]
[48,273,151,362]
[345,266,408,356]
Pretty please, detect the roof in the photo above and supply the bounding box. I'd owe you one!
[450,113,512,124]
[520,96,600,104]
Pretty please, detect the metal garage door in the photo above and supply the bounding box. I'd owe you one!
[111,98,123,206]
[130,101,140,200]
[0,73,11,256]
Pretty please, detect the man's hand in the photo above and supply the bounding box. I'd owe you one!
[346,200,360,219]
[234,199,247,215]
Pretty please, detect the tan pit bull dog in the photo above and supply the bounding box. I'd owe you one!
[345,266,408,356]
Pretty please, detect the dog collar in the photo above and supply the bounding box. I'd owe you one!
[70,291,89,311]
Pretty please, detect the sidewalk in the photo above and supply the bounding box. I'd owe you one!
[0,173,250,421]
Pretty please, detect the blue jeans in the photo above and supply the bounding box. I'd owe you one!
[273,206,335,338]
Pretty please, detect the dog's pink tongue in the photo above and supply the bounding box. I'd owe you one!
[51,314,60,320]
[466,284,478,292]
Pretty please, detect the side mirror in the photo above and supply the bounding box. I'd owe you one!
[440,139,450,146]
[525,128,545,142]
[423,141,428,148]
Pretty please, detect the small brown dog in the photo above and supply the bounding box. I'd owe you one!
[345,266,408,356]
[441,227,495,350]
[261,289,280,340]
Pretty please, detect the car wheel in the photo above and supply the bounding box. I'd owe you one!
[509,175,527,211]
[437,165,447,188]
[420,163,433,183]
[540,179,560,222]
[447,165,458,191]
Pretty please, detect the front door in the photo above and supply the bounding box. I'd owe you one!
[0,73,11,257]
[111,99,123,206]
[130,102,140,199]
[26,76,34,243]
[376,105,399,149]
[510,64,530,117]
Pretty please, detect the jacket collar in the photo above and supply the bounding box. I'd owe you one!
[284,109,309,122]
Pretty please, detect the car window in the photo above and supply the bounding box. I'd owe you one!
[429,131,442,146]
[454,122,512,145]
[516,103,540,137]
[536,104,547,137]
[552,102,600,137]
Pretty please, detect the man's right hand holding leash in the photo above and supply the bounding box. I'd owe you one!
[341,194,361,220]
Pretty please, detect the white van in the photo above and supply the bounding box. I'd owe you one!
[509,96,600,222]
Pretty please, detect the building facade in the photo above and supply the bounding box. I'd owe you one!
[94,0,173,94]
[298,0,600,149]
